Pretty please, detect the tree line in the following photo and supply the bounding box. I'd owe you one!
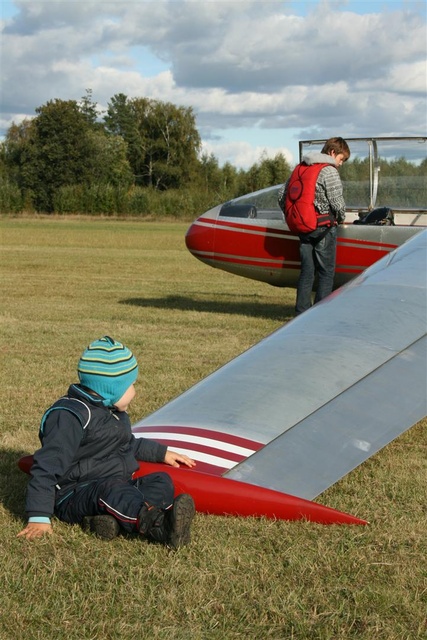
[0,90,291,216]
[1,90,425,216]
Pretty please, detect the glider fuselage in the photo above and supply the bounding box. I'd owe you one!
[186,136,426,289]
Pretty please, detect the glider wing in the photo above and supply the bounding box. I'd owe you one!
[133,230,426,500]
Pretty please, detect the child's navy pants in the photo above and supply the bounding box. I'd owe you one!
[54,472,174,533]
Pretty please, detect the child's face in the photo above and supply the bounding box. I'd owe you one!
[114,384,136,412]
[331,150,348,167]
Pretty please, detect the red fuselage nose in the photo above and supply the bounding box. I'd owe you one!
[185,211,217,261]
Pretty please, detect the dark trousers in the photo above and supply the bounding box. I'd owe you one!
[55,472,174,533]
[295,226,337,314]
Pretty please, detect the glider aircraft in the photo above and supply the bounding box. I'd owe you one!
[19,137,427,526]
[185,137,426,290]
[130,137,427,525]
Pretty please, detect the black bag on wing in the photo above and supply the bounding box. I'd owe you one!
[284,163,336,234]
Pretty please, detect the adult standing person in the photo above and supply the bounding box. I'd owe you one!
[278,137,350,314]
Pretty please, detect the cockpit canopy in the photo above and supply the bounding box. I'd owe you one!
[219,137,426,222]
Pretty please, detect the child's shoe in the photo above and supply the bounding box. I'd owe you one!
[82,515,120,540]
[138,494,195,549]
[166,494,195,550]
[138,502,167,542]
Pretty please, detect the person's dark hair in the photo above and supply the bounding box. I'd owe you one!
[321,137,350,160]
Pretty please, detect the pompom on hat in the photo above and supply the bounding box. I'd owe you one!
[77,336,138,407]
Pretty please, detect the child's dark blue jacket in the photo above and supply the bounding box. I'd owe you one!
[26,384,167,520]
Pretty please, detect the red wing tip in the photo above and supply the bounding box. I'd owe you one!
[17,454,33,473]
[346,517,369,526]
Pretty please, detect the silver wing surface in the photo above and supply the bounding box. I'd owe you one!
[133,229,426,500]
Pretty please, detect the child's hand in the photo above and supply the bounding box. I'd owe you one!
[164,450,196,469]
[17,522,53,540]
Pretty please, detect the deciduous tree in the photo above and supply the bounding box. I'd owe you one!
[104,94,201,189]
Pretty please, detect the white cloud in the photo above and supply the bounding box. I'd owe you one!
[1,0,426,167]
[201,139,294,170]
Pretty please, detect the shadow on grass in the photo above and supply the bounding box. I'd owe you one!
[1,448,31,520]
[120,295,294,321]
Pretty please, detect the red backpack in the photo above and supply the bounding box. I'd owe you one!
[284,163,335,234]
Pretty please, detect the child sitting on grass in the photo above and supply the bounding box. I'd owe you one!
[17,336,196,549]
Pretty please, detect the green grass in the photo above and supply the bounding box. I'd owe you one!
[0,217,426,640]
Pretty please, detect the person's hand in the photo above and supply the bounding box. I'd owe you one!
[164,450,196,468]
[17,522,53,540]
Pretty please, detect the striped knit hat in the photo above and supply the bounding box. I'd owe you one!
[77,336,138,407]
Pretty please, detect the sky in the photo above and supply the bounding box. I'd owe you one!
[1,0,426,168]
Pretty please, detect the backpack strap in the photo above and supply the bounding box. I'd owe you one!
[315,211,335,228]
[40,397,91,435]
[308,225,333,245]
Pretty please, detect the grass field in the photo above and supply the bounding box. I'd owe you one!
[0,217,426,640]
